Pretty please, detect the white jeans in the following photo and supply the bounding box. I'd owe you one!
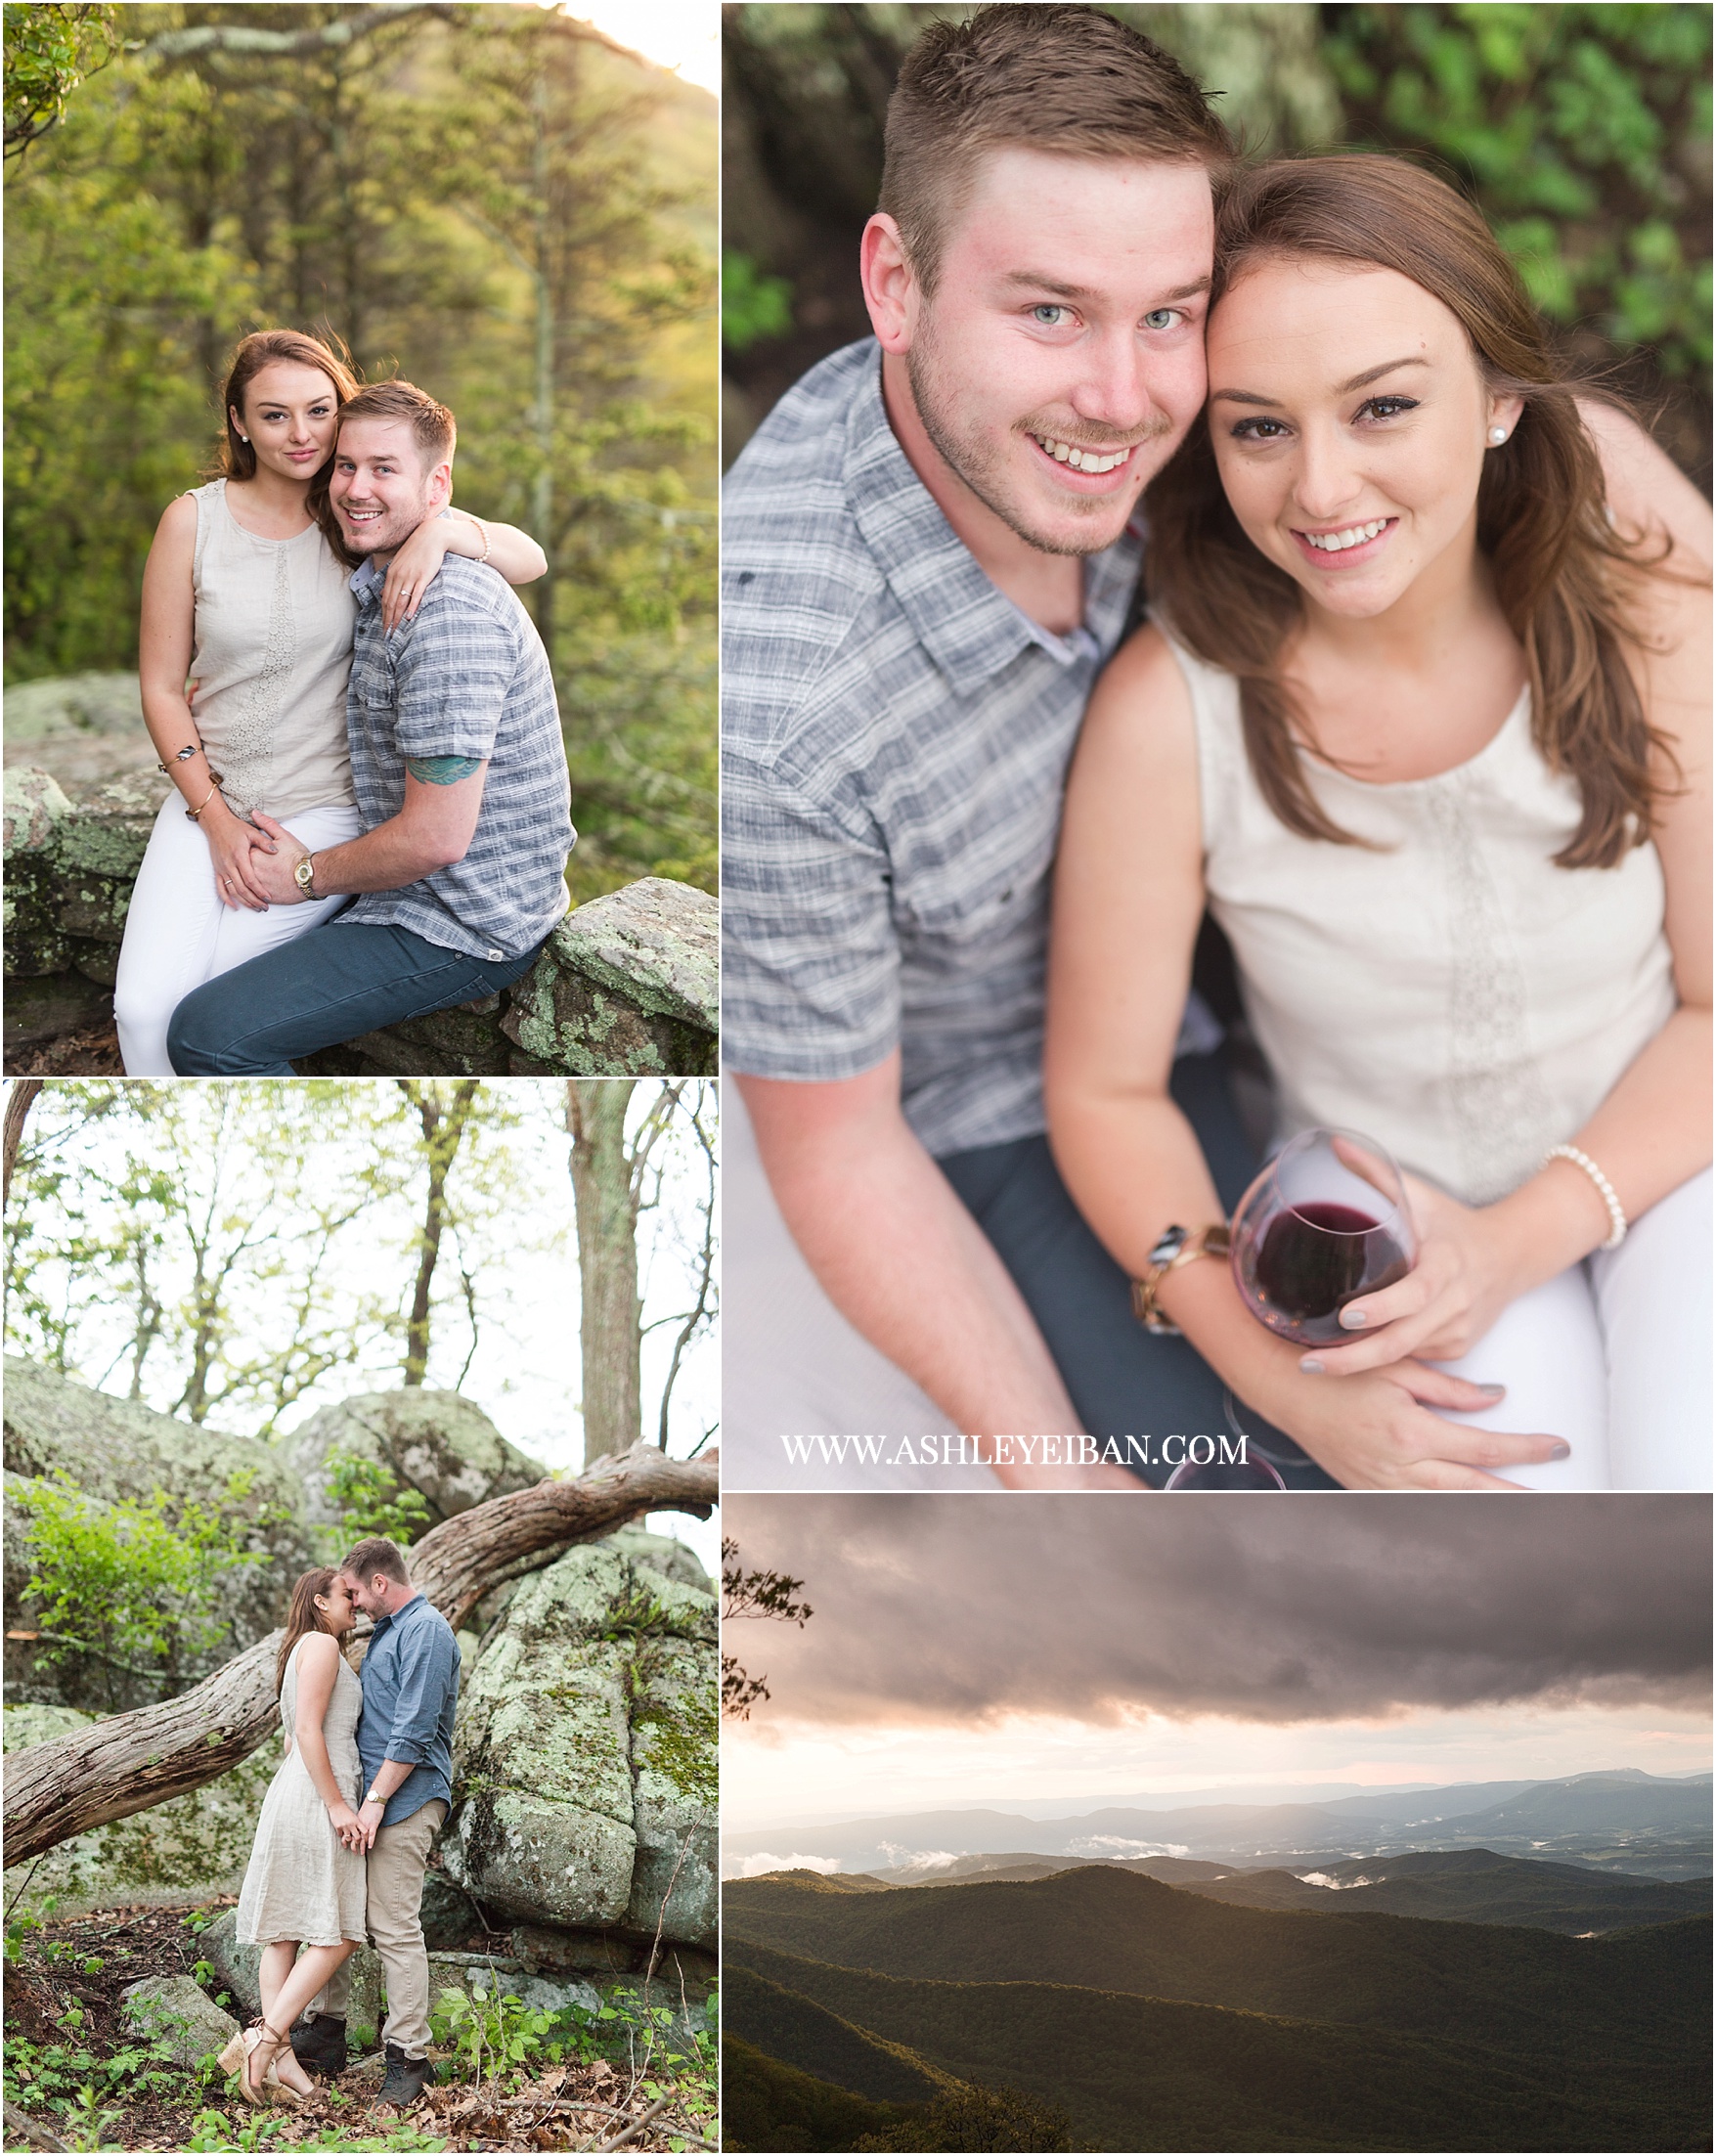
[113,798,363,1076]
[1431,1166,1712,1490]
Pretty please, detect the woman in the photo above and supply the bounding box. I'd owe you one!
[1045,156,1710,1492]
[219,1567,367,2105]
[115,329,547,1074]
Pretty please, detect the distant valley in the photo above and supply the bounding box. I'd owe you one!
[723,1773,1713,2151]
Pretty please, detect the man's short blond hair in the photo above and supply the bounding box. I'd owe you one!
[335,378,456,473]
[878,5,1233,293]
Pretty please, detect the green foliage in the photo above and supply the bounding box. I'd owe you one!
[19,1467,272,1707]
[2,0,117,161]
[1326,4,1713,384]
[2,2014,222,2136]
[723,249,794,353]
[323,1447,433,1548]
[186,2110,446,2153]
[429,1984,559,2087]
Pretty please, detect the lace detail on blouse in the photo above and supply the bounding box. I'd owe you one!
[217,540,293,818]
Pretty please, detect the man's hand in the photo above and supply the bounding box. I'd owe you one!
[247,819,312,904]
[356,1796,385,1852]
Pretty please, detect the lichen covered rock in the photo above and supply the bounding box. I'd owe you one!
[444,1538,716,1947]
[284,1389,549,1530]
[501,879,718,1077]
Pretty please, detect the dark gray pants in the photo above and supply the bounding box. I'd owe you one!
[938,1052,1339,1489]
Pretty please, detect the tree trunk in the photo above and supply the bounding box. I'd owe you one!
[3,1079,44,1210]
[567,1081,642,1464]
[1,1439,717,1867]
[401,1078,478,1386]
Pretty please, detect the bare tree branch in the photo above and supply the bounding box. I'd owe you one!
[3,1080,45,1210]
[142,5,445,62]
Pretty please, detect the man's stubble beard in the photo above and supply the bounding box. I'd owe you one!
[904,315,1173,559]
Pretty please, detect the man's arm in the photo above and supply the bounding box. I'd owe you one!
[252,764,487,902]
[1579,397,1712,570]
[738,1057,1139,1489]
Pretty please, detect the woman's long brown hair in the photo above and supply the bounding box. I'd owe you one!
[276,1565,345,1696]
[1146,154,1677,869]
[215,329,362,566]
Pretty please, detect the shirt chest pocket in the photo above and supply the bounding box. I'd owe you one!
[893,828,1056,948]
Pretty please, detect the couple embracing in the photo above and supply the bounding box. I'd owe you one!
[116,329,573,1075]
[726,5,1711,1491]
[218,1538,457,2114]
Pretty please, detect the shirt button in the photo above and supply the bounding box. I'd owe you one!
[487,949,505,962]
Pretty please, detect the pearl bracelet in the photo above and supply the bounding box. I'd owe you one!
[1543,1143,1627,1251]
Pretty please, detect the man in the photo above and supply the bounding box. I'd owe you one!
[722,5,1712,1488]
[292,1535,459,2110]
[167,380,575,1075]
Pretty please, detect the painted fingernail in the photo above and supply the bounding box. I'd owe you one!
[1480,1383,1506,1396]
[1549,1441,1570,1460]
[1341,1308,1369,1328]
[1299,1357,1325,1375]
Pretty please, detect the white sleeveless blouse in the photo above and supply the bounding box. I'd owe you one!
[188,478,357,819]
[1170,638,1677,1205]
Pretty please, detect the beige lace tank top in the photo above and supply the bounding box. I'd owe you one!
[188,478,357,818]
[1171,638,1678,1206]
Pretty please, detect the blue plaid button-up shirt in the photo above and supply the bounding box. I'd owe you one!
[357,1592,459,1829]
[340,554,573,961]
[722,338,1156,1158]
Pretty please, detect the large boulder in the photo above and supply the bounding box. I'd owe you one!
[443,1534,716,1951]
[283,1389,550,1531]
[1,1703,279,1919]
[3,1359,314,1709]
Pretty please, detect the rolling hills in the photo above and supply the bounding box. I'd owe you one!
[722,1862,1711,2150]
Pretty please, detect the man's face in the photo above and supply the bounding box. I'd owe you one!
[339,1568,391,1620]
[900,148,1214,556]
[330,417,449,557]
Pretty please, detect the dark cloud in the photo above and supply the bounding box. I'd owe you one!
[723,1496,1711,1726]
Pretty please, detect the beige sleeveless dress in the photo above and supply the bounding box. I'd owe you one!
[188,478,357,820]
[1169,637,1678,1206]
[236,1638,367,1948]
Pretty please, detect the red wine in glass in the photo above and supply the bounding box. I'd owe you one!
[1231,1128,1416,1347]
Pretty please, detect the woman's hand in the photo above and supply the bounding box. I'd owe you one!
[1251,1354,1569,1491]
[1294,1173,1536,1378]
[328,1800,365,1851]
[380,515,454,635]
[200,798,278,911]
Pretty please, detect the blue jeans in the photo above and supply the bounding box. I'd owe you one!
[166,918,542,1076]
[938,1051,1341,1489]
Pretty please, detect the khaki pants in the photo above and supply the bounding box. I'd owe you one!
[308,1798,446,2058]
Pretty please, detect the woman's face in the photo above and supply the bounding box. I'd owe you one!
[315,1577,356,1638]
[233,360,341,482]
[1205,258,1522,623]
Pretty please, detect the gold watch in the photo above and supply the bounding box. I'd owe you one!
[293,854,318,899]
[1131,1223,1231,1337]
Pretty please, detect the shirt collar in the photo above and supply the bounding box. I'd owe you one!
[841,343,1142,688]
[350,557,386,607]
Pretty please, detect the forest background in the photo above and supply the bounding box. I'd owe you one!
[6,0,718,902]
[723,1,1713,489]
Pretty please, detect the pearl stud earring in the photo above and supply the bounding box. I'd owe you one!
[1488,426,1509,445]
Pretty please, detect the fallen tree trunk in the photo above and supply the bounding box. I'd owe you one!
[2,1440,717,1866]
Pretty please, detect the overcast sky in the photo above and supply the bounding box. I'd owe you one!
[723,1496,1711,1829]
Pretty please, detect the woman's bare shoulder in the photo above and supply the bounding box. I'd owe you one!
[1080,619,1197,754]
[293,1630,340,1670]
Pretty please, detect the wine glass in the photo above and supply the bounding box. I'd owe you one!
[1164,1451,1288,1491]
[1230,1126,1417,1347]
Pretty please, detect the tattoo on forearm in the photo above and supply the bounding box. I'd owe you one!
[405,755,484,785]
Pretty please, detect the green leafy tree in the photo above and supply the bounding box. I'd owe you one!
[322,1447,433,1548]
[18,1469,274,1708]
[3,0,118,161]
[857,2083,1075,2152]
